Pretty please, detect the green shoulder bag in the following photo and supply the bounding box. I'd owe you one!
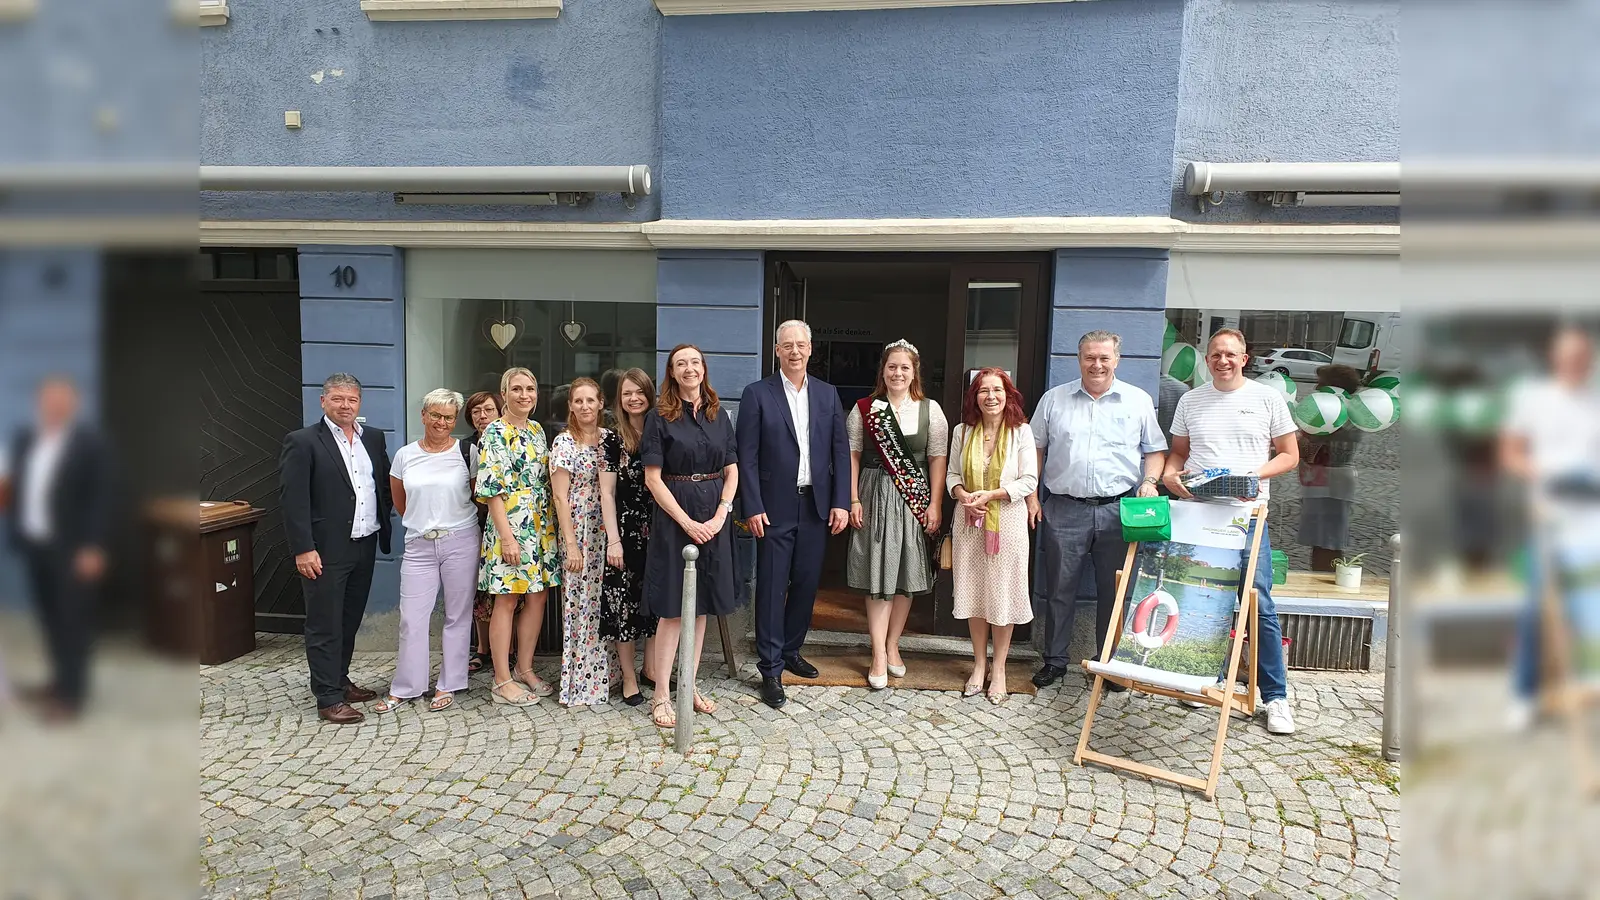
[1119,496,1172,543]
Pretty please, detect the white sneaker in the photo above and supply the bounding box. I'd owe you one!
[1264,698,1296,735]
[1506,699,1535,732]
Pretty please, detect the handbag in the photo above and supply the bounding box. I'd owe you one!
[1119,496,1172,543]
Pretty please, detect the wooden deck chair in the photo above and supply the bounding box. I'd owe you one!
[1073,503,1268,799]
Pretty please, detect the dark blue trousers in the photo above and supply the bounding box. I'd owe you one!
[754,500,828,678]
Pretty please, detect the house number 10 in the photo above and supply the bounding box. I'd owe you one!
[330,265,358,289]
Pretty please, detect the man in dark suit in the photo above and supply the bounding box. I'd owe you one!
[0,376,110,721]
[737,320,850,709]
[279,373,393,724]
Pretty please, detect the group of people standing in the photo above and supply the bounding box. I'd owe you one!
[282,320,1301,738]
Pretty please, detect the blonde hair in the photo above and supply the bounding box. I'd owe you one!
[420,388,463,413]
[565,377,603,442]
[499,367,537,398]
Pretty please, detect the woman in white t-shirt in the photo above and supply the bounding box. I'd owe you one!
[374,389,482,713]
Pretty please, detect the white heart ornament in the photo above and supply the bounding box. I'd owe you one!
[561,320,586,345]
[489,322,518,350]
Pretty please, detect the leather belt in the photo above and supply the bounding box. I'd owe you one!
[663,472,723,482]
[1063,489,1134,507]
[419,525,469,540]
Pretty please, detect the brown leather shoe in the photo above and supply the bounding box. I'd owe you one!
[343,684,378,703]
[317,702,365,724]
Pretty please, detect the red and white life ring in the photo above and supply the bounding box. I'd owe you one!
[1131,589,1180,650]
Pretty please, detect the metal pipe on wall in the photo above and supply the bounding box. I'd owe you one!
[1184,161,1400,196]
[200,165,653,195]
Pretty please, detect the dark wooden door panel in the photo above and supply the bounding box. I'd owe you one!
[199,288,303,633]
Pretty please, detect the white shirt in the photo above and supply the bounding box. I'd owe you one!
[6,427,69,541]
[1170,380,1296,503]
[390,439,478,541]
[782,374,812,487]
[1504,377,1600,515]
[325,416,381,539]
[1032,378,1166,498]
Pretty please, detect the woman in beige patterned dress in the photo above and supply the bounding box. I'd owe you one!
[947,368,1037,704]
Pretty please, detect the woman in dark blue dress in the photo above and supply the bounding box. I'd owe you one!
[641,343,741,728]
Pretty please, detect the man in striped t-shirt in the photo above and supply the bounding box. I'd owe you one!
[1163,328,1301,735]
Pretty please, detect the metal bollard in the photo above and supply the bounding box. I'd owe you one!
[1382,533,1401,762]
[676,544,699,756]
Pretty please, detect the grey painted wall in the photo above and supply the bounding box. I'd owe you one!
[1171,0,1399,223]
[200,0,661,222]
[659,0,1186,220]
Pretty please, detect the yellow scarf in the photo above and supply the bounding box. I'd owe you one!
[961,421,1009,554]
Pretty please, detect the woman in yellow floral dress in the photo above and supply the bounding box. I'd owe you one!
[477,367,562,707]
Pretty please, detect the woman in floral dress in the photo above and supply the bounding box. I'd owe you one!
[550,378,611,707]
[599,368,658,706]
[477,367,562,707]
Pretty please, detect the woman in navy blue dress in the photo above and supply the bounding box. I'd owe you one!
[641,343,741,728]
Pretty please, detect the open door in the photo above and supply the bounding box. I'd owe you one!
[769,259,808,373]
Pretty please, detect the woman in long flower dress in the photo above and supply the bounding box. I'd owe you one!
[599,368,659,707]
[550,378,613,707]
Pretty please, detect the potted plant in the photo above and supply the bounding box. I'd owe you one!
[1333,553,1366,592]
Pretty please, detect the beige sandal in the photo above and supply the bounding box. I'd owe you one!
[692,692,716,714]
[491,680,537,706]
[652,698,675,728]
[515,669,554,697]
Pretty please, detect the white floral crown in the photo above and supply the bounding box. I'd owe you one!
[884,339,919,355]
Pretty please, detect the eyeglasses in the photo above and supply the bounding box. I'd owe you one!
[424,410,457,423]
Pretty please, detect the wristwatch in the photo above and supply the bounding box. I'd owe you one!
[1142,476,1159,486]
[719,499,734,513]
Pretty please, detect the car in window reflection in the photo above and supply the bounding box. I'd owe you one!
[1247,347,1333,381]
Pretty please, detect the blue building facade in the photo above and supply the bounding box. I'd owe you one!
[182,0,1399,633]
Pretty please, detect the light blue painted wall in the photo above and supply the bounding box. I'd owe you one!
[661,0,1186,220]
[199,0,661,223]
[1171,0,1399,222]
[0,250,102,610]
[298,246,406,614]
[1049,250,1168,399]
[0,0,193,166]
[655,250,764,409]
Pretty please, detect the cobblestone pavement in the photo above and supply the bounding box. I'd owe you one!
[1408,668,1600,899]
[201,635,1398,899]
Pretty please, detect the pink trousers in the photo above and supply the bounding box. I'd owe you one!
[390,527,478,698]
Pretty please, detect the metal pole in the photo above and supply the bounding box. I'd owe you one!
[1382,533,1401,762]
[675,545,699,756]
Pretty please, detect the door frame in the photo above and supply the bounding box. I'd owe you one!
[761,251,1053,640]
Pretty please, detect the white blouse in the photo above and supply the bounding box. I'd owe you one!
[946,423,1039,503]
[845,397,950,458]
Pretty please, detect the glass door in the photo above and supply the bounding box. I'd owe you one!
[927,261,1049,638]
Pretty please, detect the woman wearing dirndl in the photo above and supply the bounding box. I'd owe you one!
[846,339,949,689]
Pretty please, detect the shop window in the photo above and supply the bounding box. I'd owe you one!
[409,297,657,443]
[1161,308,1402,598]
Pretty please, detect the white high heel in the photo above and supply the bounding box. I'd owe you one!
[867,672,889,690]
[887,663,907,678]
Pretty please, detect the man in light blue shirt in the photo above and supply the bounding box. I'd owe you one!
[1027,331,1167,689]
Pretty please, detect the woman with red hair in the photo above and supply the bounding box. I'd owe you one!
[946,367,1038,704]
